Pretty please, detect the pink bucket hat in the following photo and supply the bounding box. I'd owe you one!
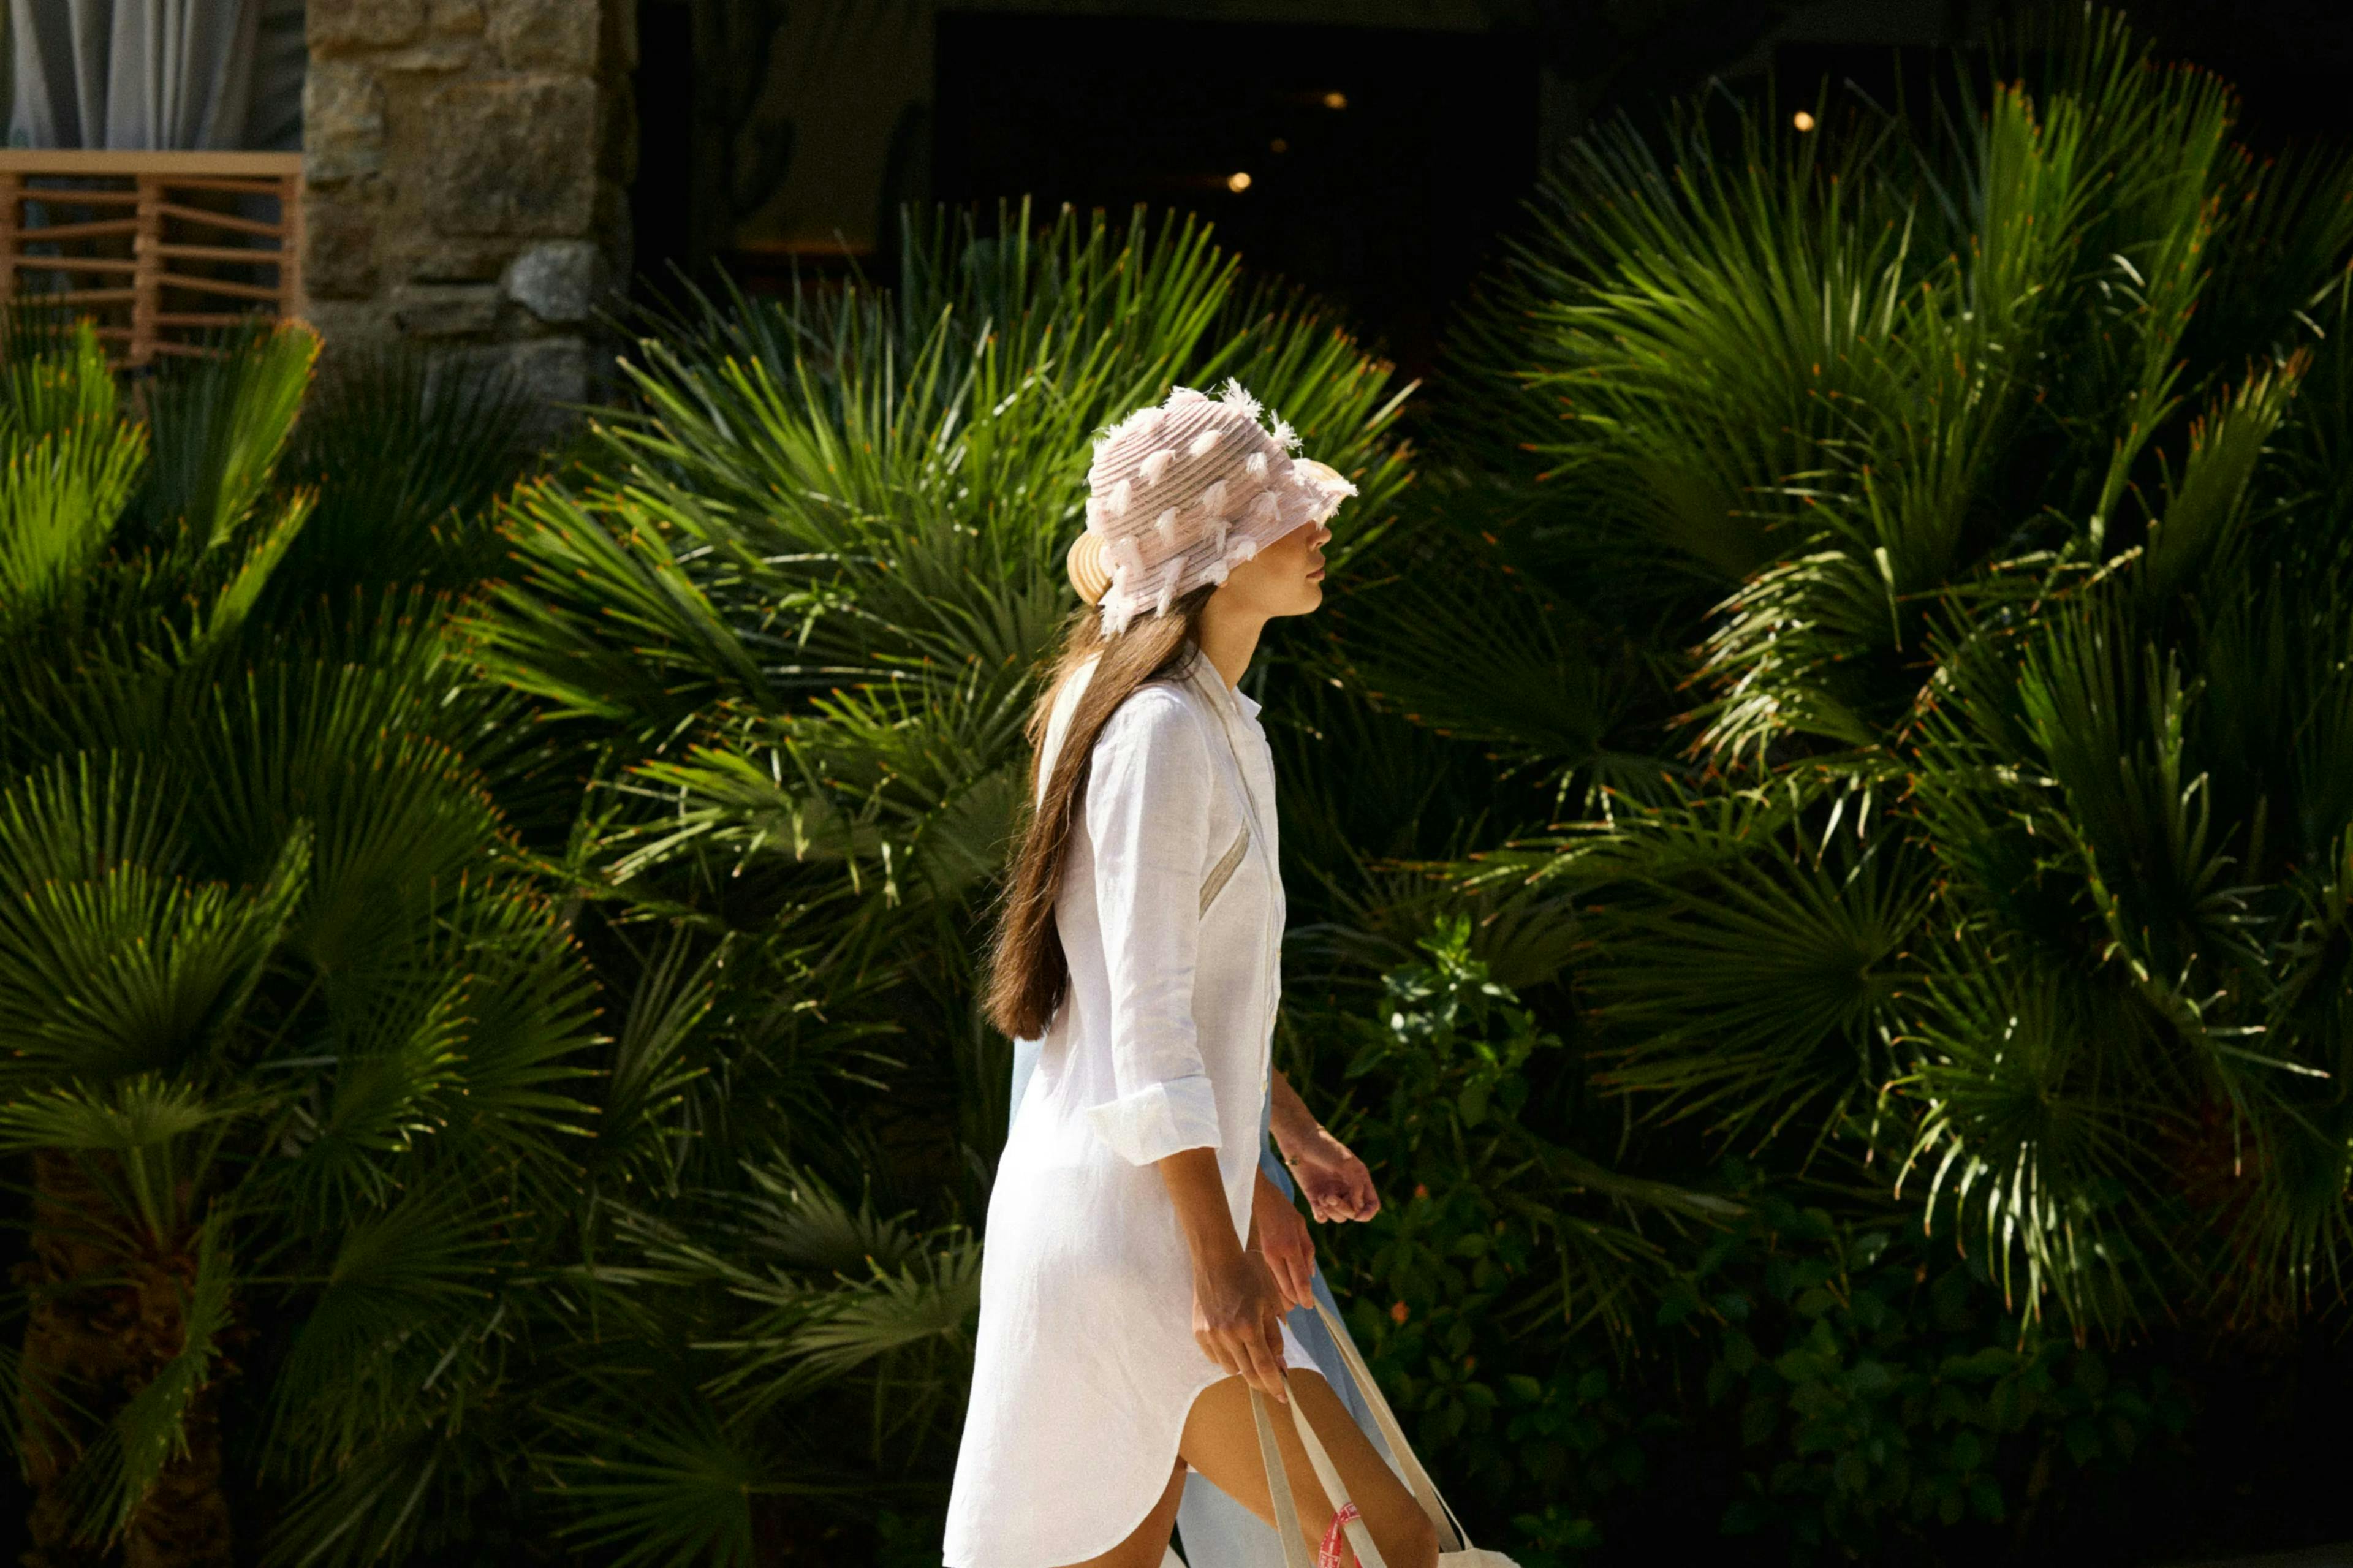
[1068,380,1357,635]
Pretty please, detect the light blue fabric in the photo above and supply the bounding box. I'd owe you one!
[1007,1037,1392,1564]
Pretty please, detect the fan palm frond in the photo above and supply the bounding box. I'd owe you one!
[1894,948,2175,1326]
[273,338,538,598]
[538,1392,770,1568]
[0,756,306,1086]
[135,319,317,552]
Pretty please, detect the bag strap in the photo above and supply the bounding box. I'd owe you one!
[1249,1384,1315,1568]
[1249,1375,1388,1568]
[1311,1298,1472,1553]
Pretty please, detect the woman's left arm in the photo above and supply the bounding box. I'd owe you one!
[1269,1069,1380,1223]
[1249,1167,1317,1309]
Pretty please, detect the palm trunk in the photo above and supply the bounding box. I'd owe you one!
[122,1390,232,1568]
[16,1150,232,1568]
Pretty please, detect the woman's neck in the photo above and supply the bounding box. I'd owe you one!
[1194,603,1265,693]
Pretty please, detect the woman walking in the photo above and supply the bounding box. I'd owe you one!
[1004,639,1396,1566]
[949,384,1437,1568]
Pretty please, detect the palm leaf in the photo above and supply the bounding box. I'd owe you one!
[540,1394,763,1568]
[0,755,307,1085]
[137,319,318,551]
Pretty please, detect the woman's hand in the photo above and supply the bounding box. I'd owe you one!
[1158,1146,1289,1402]
[1252,1168,1317,1310]
[1269,1070,1381,1222]
[1283,1124,1381,1223]
[1192,1248,1292,1401]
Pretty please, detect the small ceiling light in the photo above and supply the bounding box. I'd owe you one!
[1270,137,1289,153]
[1321,91,1348,110]
[1227,170,1253,192]
[1792,110,1817,132]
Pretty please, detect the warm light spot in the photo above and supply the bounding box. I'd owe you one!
[1390,1301,1410,1324]
[1270,137,1289,153]
[1322,91,1349,110]
[1792,110,1817,132]
[1227,170,1253,192]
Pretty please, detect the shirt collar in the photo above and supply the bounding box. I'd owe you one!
[1189,658,1262,722]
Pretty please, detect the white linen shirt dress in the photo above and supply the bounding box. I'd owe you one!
[944,651,1315,1567]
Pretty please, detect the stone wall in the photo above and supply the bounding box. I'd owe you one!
[299,0,635,433]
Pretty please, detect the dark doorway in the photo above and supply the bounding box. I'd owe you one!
[631,0,699,301]
[931,14,1540,380]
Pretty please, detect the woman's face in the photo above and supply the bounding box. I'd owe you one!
[1215,515,1334,619]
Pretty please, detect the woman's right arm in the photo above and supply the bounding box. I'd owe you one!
[1084,689,1223,1165]
[1161,1146,1292,1401]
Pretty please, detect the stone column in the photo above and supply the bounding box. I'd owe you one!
[299,0,636,438]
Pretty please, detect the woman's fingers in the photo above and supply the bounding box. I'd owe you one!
[1336,1154,1379,1219]
[1259,1225,1314,1307]
[1237,1324,1288,1403]
[1193,1251,1292,1398]
[1200,1314,1282,1397]
[1287,1252,1317,1308]
[1271,1251,1308,1308]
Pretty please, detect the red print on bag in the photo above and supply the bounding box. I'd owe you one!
[1317,1502,1362,1568]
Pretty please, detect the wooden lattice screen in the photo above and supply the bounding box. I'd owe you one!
[0,150,305,368]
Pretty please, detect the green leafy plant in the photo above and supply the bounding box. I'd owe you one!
[1278,10,2353,1557]
[1319,915,1725,1560]
[1669,1189,2191,1564]
[0,318,594,1566]
[1427,5,2353,1338]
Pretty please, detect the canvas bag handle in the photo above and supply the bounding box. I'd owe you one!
[1249,1373,1387,1568]
[1307,1297,1474,1553]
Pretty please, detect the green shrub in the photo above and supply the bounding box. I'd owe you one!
[1423,3,2353,1343]
[0,317,595,1566]
[1675,1190,2191,1564]
[1322,915,1685,1561]
[1318,923,2196,1566]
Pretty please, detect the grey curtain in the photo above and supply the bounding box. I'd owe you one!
[7,0,269,150]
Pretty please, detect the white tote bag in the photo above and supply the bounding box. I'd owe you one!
[1246,1299,1521,1568]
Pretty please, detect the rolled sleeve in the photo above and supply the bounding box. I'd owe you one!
[1086,1073,1223,1167]
[1081,686,1221,1165]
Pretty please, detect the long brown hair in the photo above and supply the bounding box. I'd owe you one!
[980,581,1219,1042]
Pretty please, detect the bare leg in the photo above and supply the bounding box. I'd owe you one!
[1053,1458,1188,1568]
[1179,1371,1439,1568]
